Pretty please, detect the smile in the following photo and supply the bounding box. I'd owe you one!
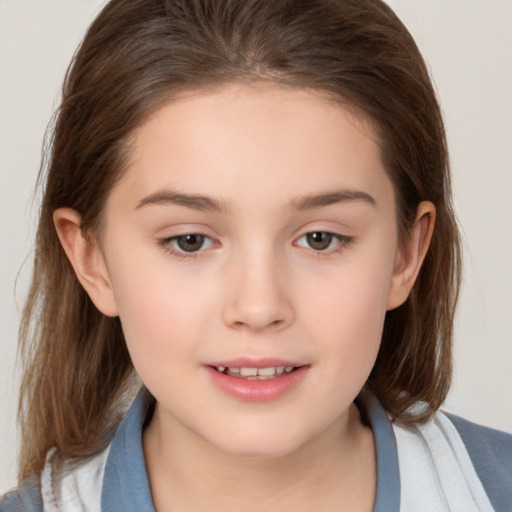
[213,366,296,379]
[205,362,309,401]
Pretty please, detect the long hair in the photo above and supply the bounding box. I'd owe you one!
[18,0,461,481]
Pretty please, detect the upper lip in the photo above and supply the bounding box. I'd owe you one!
[207,358,306,369]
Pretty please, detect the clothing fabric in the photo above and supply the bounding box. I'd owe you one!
[2,393,511,511]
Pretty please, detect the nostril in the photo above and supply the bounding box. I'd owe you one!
[221,285,295,332]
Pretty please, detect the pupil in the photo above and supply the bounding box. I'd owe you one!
[177,234,204,252]
[307,232,332,250]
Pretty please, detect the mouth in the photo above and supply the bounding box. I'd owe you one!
[210,365,299,380]
[205,361,309,401]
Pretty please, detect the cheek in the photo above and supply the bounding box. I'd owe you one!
[300,248,395,382]
[304,250,393,332]
[105,247,215,375]
[325,278,387,364]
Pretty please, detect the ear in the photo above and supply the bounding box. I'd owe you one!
[53,208,119,317]
[386,201,436,310]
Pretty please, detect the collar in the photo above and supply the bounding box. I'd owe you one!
[100,391,400,511]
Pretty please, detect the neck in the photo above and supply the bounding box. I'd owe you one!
[143,403,376,512]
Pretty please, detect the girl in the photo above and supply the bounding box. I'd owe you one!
[1,0,511,511]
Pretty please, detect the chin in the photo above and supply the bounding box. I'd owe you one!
[203,420,316,460]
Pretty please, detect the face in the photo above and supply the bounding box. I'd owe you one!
[93,84,406,458]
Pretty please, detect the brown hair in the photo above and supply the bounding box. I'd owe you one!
[18,0,461,481]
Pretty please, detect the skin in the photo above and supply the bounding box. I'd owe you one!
[54,83,435,511]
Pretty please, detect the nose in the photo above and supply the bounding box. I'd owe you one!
[221,251,294,333]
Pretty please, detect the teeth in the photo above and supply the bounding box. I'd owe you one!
[217,366,296,378]
[240,368,258,377]
[257,367,276,376]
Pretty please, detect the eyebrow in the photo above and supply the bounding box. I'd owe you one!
[136,191,226,212]
[136,188,376,212]
[291,189,377,210]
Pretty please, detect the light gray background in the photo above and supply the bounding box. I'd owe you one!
[1,0,511,493]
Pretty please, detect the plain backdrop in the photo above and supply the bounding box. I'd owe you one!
[1,0,511,493]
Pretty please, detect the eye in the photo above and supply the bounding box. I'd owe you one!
[295,231,350,251]
[160,233,216,254]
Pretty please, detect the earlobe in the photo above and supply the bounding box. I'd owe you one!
[53,208,119,317]
[386,201,436,310]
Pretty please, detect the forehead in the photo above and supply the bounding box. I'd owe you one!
[111,83,394,215]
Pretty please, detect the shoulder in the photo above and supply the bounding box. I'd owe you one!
[0,478,43,512]
[0,445,110,512]
[390,408,512,512]
[446,412,512,511]
[40,446,110,511]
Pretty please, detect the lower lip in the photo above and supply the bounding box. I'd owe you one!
[204,366,309,402]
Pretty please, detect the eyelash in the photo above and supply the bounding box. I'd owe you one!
[157,234,216,261]
[157,231,353,261]
[295,232,353,255]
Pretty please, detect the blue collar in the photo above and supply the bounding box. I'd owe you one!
[101,392,155,511]
[101,392,400,511]
[367,394,401,511]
